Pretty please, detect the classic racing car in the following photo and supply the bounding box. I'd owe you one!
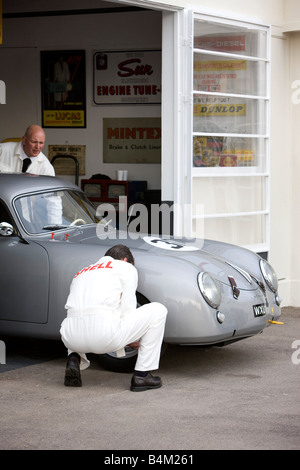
[0,173,281,371]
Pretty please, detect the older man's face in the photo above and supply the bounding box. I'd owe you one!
[22,129,45,157]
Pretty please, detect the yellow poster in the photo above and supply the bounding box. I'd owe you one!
[43,110,85,127]
[193,103,246,116]
[194,59,247,93]
[194,60,247,72]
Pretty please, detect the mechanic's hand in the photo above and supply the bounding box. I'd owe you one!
[128,341,140,350]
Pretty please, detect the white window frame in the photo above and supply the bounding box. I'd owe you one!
[175,10,271,254]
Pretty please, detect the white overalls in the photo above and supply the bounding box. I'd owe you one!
[60,256,167,371]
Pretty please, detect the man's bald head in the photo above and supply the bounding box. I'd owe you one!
[22,125,46,158]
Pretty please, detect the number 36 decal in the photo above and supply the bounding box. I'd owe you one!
[143,236,200,251]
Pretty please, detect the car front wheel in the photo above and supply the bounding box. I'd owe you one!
[96,293,149,373]
[96,345,139,373]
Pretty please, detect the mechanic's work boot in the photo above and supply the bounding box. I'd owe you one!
[64,353,82,387]
[130,372,162,392]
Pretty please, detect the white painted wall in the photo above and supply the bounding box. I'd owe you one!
[288,31,300,305]
[0,6,162,188]
[269,30,291,305]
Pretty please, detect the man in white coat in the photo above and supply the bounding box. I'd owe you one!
[60,244,168,391]
[0,124,55,176]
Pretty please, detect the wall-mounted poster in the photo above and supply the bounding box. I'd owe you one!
[103,117,161,163]
[93,50,161,105]
[48,144,86,175]
[41,50,86,128]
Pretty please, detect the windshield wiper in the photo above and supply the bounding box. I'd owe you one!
[42,224,68,230]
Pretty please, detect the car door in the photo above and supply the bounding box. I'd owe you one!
[0,228,49,324]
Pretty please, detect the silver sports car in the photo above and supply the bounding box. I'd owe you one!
[0,173,281,371]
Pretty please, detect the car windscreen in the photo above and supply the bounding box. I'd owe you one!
[14,189,102,234]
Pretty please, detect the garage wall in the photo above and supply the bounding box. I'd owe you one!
[289,31,300,305]
[0,8,162,188]
[269,29,291,306]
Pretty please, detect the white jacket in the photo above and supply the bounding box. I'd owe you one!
[0,141,55,176]
[65,256,138,315]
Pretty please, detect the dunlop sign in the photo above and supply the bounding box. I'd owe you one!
[194,103,246,116]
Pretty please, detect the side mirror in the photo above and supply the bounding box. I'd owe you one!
[0,222,14,236]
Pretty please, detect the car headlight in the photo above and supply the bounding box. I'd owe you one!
[198,272,221,309]
[260,259,278,293]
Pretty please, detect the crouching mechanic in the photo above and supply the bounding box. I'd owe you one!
[60,244,168,391]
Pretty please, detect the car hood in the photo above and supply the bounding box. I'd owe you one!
[43,224,258,291]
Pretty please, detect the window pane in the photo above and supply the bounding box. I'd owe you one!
[194,18,268,59]
[15,190,99,234]
[194,53,267,96]
[192,176,266,215]
[193,136,266,169]
[193,214,266,246]
[193,95,266,134]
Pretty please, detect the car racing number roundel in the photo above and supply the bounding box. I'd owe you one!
[143,236,200,251]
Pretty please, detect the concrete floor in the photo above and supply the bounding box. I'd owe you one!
[0,307,299,450]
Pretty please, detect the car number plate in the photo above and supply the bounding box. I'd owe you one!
[253,304,266,317]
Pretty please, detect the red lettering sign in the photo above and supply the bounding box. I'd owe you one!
[117,59,154,77]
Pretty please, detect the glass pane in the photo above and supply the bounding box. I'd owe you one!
[193,136,266,169]
[193,214,266,246]
[15,190,100,234]
[194,18,268,59]
[192,176,266,215]
[194,53,266,96]
[193,94,266,134]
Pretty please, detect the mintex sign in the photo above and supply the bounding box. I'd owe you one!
[103,117,161,163]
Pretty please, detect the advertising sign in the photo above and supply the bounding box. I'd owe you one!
[41,50,86,128]
[93,50,161,105]
[48,145,86,175]
[103,117,161,163]
[194,59,247,94]
[194,35,246,52]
